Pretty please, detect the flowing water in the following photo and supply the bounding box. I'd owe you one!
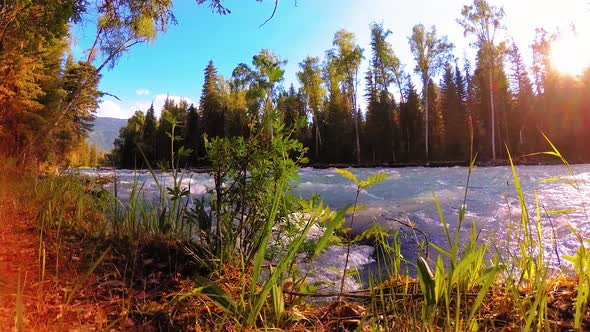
[80,164,590,291]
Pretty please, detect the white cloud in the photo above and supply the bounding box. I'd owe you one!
[97,94,196,119]
[97,99,128,118]
[135,89,150,96]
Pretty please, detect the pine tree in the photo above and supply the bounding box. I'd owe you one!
[277,85,308,145]
[531,28,561,146]
[322,57,354,163]
[184,104,202,165]
[508,43,536,154]
[113,111,145,168]
[156,109,173,165]
[364,69,379,162]
[200,60,224,138]
[61,61,102,138]
[365,23,398,163]
[427,80,444,160]
[142,103,158,161]
[400,82,424,161]
[222,81,250,138]
[462,58,480,155]
[440,63,468,159]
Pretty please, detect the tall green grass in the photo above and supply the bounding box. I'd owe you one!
[35,173,109,280]
[343,136,589,331]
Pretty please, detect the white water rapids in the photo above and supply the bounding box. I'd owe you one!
[80,164,590,291]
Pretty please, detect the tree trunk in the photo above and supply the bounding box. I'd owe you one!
[424,77,429,161]
[488,42,496,160]
[489,59,496,160]
[314,117,321,160]
[354,106,361,163]
[352,73,361,164]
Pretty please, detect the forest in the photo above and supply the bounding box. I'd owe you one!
[3,1,590,330]
[1,1,588,169]
[108,13,589,168]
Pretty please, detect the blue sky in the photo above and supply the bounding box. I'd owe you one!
[72,0,590,119]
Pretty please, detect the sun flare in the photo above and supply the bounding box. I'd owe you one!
[551,34,590,77]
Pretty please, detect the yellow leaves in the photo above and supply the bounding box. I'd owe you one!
[132,15,157,42]
[335,168,357,185]
[359,172,389,189]
[335,168,389,189]
[97,14,110,29]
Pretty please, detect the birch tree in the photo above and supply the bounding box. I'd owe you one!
[458,0,505,160]
[297,57,326,159]
[329,30,364,163]
[409,24,453,160]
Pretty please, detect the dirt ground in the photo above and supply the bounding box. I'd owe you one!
[0,183,90,331]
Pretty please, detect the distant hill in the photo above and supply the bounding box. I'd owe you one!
[88,117,127,153]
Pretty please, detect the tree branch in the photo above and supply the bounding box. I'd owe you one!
[259,0,279,28]
[102,91,121,101]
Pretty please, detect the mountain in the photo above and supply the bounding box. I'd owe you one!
[88,117,127,153]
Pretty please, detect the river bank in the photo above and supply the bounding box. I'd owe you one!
[3,161,590,330]
[96,154,572,174]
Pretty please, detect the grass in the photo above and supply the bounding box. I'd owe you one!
[10,128,590,330]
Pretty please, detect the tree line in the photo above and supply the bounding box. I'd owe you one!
[0,0,258,167]
[111,1,590,168]
[2,0,588,168]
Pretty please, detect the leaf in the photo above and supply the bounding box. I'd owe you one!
[164,114,177,126]
[466,261,500,327]
[417,256,436,306]
[314,205,351,256]
[540,176,562,183]
[359,172,389,189]
[546,208,577,215]
[434,256,446,304]
[430,242,451,259]
[335,168,358,185]
[563,255,576,264]
[433,192,452,252]
[300,283,318,294]
[178,146,194,157]
[328,266,341,273]
[193,276,236,313]
[452,251,479,285]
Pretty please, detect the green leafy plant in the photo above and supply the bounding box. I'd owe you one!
[184,116,326,328]
[335,169,389,294]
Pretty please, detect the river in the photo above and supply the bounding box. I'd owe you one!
[80,164,590,291]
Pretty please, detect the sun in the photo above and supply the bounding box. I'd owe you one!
[551,34,590,77]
